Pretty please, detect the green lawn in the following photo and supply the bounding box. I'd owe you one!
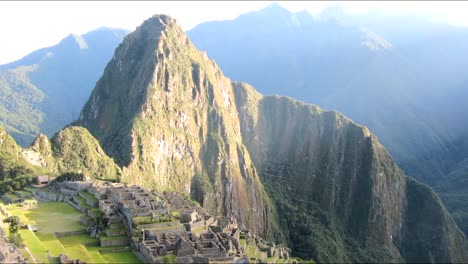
[23,202,85,233]
[4,201,141,263]
[58,234,99,246]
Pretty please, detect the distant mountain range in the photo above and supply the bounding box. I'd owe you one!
[187,3,468,185]
[0,27,129,146]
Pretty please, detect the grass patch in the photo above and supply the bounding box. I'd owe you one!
[15,190,33,198]
[132,216,153,226]
[58,234,99,246]
[248,245,258,258]
[4,193,21,201]
[102,251,142,263]
[4,201,140,263]
[18,229,49,263]
[171,210,180,217]
[191,226,205,234]
[99,234,128,241]
[143,223,183,231]
[23,202,85,233]
[109,223,125,229]
[73,196,91,209]
[239,238,247,248]
[80,191,98,202]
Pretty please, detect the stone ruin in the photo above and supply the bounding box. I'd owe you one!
[20,179,293,263]
[136,212,244,263]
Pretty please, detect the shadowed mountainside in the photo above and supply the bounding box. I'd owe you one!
[0,27,129,146]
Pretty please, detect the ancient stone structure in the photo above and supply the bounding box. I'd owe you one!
[5,179,292,263]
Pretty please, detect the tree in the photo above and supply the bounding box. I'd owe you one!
[90,211,109,238]
[3,216,20,234]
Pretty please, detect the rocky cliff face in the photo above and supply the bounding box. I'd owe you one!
[234,83,468,262]
[75,15,276,236]
[73,14,467,262]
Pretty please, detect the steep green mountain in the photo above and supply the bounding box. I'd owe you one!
[75,15,277,236]
[435,159,468,237]
[0,28,129,146]
[234,82,468,262]
[0,125,120,191]
[187,4,468,185]
[0,126,48,192]
[26,126,121,181]
[74,14,468,262]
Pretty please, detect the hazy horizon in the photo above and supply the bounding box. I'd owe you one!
[1,1,468,65]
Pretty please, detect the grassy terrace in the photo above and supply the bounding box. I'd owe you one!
[80,190,98,202]
[15,190,33,198]
[2,201,140,263]
[23,187,37,193]
[99,234,129,241]
[4,193,21,201]
[109,223,126,229]
[73,195,91,209]
[140,222,183,231]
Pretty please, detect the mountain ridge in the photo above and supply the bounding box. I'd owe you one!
[0,27,129,146]
[187,3,468,185]
[72,14,468,262]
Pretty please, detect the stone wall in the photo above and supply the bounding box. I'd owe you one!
[145,226,185,237]
[62,181,91,191]
[192,220,205,230]
[108,216,123,224]
[106,228,126,237]
[98,247,131,253]
[100,237,130,247]
[36,190,67,202]
[55,229,87,237]
[59,188,78,196]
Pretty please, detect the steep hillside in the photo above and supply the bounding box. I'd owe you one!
[0,28,128,146]
[234,82,468,262]
[26,126,121,181]
[0,126,52,193]
[0,125,120,194]
[187,3,468,184]
[73,14,468,262]
[435,159,468,237]
[75,15,277,237]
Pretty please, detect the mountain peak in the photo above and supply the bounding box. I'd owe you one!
[259,2,292,18]
[61,33,88,50]
[360,28,392,51]
[139,14,178,32]
[76,13,275,236]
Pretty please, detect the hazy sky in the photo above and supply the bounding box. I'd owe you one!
[1,1,468,64]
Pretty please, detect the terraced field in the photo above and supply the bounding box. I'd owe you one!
[3,201,141,263]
